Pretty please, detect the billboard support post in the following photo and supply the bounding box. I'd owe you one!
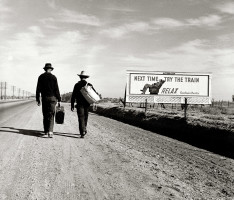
[124,84,127,109]
[145,99,148,113]
[184,98,188,119]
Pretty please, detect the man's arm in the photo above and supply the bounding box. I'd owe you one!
[71,84,76,111]
[54,77,61,102]
[36,76,41,105]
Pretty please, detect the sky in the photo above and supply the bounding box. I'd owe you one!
[0,0,234,100]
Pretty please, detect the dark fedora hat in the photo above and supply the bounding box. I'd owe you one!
[43,63,54,70]
[77,71,89,78]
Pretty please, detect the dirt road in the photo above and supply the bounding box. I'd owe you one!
[0,101,234,200]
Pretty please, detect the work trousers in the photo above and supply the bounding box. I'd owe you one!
[42,96,57,133]
[76,104,89,135]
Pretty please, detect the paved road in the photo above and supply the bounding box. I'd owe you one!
[0,101,234,200]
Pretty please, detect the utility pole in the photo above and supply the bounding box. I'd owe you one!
[0,82,2,100]
[18,88,21,99]
[4,82,7,99]
[12,86,16,99]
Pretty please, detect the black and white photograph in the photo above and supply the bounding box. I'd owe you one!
[0,0,234,199]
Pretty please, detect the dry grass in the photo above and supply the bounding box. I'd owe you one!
[93,102,234,132]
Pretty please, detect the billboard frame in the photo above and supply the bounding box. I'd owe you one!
[126,70,212,105]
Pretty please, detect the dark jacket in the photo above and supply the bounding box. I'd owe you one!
[36,72,61,102]
[71,80,96,107]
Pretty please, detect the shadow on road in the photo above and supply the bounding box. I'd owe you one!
[0,127,81,139]
[54,132,81,139]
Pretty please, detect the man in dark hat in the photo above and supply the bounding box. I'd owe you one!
[36,63,61,138]
[71,71,97,138]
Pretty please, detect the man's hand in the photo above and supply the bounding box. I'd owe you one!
[71,105,74,112]
[37,101,41,106]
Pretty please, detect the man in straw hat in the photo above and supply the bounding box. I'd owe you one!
[36,63,61,138]
[71,71,98,138]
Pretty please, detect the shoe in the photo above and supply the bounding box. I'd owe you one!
[80,132,85,138]
[41,132,48,137]
[83,131,87,136]
[48,132,53,138]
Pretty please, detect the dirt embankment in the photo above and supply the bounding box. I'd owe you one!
[90,104,234,159]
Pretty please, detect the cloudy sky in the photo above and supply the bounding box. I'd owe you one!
[0,0,233,100]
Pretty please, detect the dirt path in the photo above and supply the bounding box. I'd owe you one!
[0,102,234,200]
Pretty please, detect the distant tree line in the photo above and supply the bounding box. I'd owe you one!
[61,92,122,104]
[61,92,72,102]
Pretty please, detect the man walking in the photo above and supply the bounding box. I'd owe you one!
[36,63,61,138]
[71,71,97,138]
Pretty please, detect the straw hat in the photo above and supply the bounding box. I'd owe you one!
[77,71,89,78]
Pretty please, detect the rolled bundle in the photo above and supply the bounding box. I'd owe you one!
[80,84,100,104]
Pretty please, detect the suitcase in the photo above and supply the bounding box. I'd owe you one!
[55,105,65,124]
[80,84,100,104]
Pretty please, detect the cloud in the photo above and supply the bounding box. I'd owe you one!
[58,9,101,26]
[40,8,102,28]
[46,0,56,9]
[28,26,44,37]
[3,27,43,60]
[0,23,12,31]
[123,39,234,73]
[153,15,222,29]
[101,14,223,38]
[0,0,13,31]
[101,6,136,12]
[0,27,89,71]
[152,18,185,28]
[215,2,234,14]
[187,15,222,27]
[0,26,45,89]
[101,22,150,38]
[0,0,11,13]
[39,30,88,62]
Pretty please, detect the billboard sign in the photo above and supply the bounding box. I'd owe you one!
[126,71,212,104]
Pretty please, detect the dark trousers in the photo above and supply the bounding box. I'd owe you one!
[77,104,89,135]
[42,96,57,133]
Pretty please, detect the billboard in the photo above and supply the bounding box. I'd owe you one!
[126,71,212,104]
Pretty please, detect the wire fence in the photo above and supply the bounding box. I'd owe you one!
[211,101,234,108]
[0,81,34,100]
